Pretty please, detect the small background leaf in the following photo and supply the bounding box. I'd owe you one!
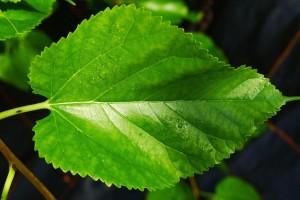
[89,0,202,24]
[192,33,228,63]
[136,0,189,24]
[0,30,51,90]
[146,182,194,200]
[1,0,21,3]
[30,5,286,190]
[0,0,55,40]
[213,176,261,200]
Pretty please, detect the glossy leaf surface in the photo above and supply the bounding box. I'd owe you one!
[0,0,54,40]
[29,5,286,190]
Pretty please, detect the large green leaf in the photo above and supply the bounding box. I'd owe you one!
[29,5,286,190]
[213,176,261,200]
[0,0,55,40]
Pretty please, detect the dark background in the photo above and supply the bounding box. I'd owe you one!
[0,0,300,199]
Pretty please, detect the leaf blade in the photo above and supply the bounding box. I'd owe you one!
[213,176,261,200]
[30,5,286,190]
[0,0,54,40]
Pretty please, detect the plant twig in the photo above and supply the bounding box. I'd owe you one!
[1,164,16,200]
[265,31,300,154]
[189,177,200,199]
[266,121,300,154]
[0,139,56,200]
[267,30,300,78]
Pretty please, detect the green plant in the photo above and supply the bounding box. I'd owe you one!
[146,176,261,200]
[0,1,299,200]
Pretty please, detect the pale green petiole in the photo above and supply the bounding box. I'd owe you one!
[1,165,16,200]
[65,0,76,5]
[285,96,300,103]
[0,100,50,120]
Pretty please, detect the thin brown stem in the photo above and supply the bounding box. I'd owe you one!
[189,177,200,200]
[266,121,300,154]
[267,30,300,78]
[0,139,56,200]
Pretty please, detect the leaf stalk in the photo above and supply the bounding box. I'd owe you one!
[0,139,56,200]
[1,164,15,200]
[285,96,300,102]
[0,100,50,120]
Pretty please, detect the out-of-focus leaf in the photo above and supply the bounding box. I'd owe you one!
[137,0,188,24]
[0,0,55,40]
[0,30,51,90]
[186,11,203,24]
[213,176,261,200]
[1,0,21,3]
[192,33,228,63]
[146,182,194,200]
[95,0,202,24]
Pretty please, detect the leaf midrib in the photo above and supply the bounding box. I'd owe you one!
[49,98,271,106]
[1,14,19,35]
[51,99,243,176]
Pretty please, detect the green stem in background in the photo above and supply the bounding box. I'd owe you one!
[189,177,200,199]
[65,0,76,5]
[1,164,15,200]
[0,100,50,120]
[4,40,12,55]
[285,96,300,102]
[0,139,56,200]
